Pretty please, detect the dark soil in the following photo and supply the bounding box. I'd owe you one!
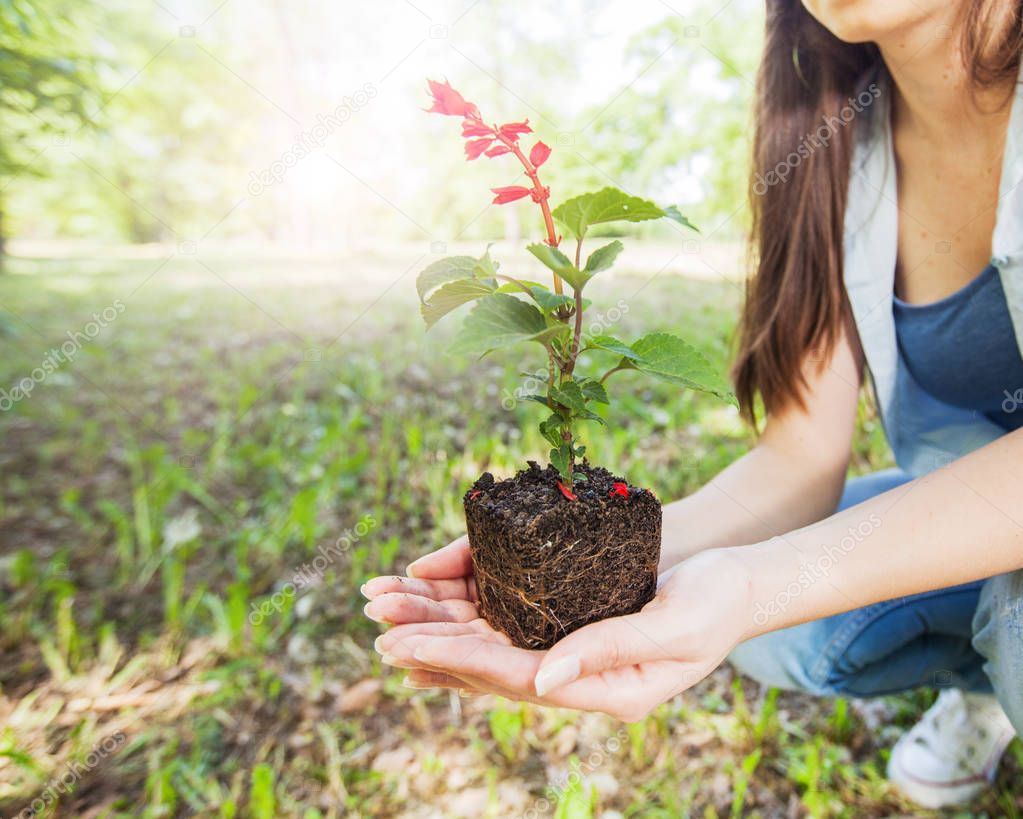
[463,461,661,650]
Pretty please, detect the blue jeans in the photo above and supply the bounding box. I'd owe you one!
[729,468,1023,736]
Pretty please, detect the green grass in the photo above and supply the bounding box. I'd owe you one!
[0,251,1018,817]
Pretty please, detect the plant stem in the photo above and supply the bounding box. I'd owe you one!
[495,130,563,295]
[599,364,627,384]
[494,273,535,298]
[566,287,584,376]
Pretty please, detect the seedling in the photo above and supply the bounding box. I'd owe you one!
[416,79,735,649]
[419,79,735,488]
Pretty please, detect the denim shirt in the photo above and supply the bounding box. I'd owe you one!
[843,65,1023,477]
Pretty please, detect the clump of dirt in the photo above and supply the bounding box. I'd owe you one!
[464,461,661,650]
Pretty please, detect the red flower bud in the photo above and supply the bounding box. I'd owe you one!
[557,480,577,501]
[529,140,551,169]
[609,482,629,498]
[491,185,532,205]
[461,119,493,138]
[498,120,532,141]
[464,138,494,160]
[425,79,478,118]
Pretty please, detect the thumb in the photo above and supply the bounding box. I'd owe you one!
[406,534,471,580]
[532,606,674,696]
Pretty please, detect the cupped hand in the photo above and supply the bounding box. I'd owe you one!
[367,547,757,721]
[362,534,479,626]
[362,534,494,694]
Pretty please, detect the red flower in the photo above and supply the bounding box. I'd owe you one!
[425,79,478,118]
[485,144,512,158]
[498,120,532,141]
[461,119,493,138]
[529,140,551,169]
[609,482,629,498]
[491,185,532,205]
[557,480,577,501]
[464,138,494,160]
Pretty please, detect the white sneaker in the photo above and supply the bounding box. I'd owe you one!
[888,689,1016,808]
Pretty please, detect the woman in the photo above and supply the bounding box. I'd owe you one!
[363,0,1023,808]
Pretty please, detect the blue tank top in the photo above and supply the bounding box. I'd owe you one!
[893,264,1023,431]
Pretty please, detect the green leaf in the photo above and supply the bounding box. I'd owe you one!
[663,205,700,233]
[494,280,546,294]
[526,243,587,291]
[527,286,576,314]
[450,294,554,356]
[416,256,477,301]
[549,381,588,413]
[474,246,501,277]
[552,187,696,239]
[520,394,551,407]
[576,408,607,426]
[578,378,609,404]
[538,413,564,447]
[583,240,624,275]
[421,278,495,328]
[585,335,643,361]
[623,332,736,405]
[495,282,588,314]
[549,444,572,481]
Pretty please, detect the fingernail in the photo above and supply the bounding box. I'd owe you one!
[363,603,384,623]
[380,653,399,667]
[373,635,387,653]
[402,675,430,689]
[412,647,430,663]
[405,563,418,579]
[534,654,581,697]
[359,583,370,599]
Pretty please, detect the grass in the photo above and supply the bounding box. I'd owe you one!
[0,249,1019,818]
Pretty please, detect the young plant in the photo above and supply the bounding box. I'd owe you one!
[418,79,735,489]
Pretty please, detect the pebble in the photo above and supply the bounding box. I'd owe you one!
[338,678,383,713]
[372,745,415,773]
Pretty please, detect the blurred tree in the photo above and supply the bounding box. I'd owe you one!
[565,0,764,237]
[0,0,765,249]
[0,0,99,256]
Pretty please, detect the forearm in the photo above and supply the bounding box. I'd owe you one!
[737,429,1023,639]
[660,439,846,570]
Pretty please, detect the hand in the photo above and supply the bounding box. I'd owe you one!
[362,534,498,694]
[370,548,757,721]
[362,534,479,625]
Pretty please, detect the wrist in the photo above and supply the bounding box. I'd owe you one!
[731,536,825,640]
[680,545,760,644]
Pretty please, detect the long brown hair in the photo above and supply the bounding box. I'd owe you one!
[732,0,1023,425]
